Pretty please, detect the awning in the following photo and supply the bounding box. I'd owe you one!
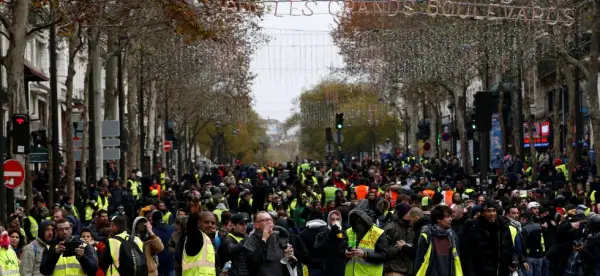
[24,59,49,82]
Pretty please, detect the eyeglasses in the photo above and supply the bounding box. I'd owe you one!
[256,218,273,223]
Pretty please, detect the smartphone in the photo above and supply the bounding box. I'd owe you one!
[347,247,353,251]
[62,241,82,257]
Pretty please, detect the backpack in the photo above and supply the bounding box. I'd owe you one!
[113,235,147,276]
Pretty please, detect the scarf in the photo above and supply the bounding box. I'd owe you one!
[0,231,9,249]
[424,224,459,249]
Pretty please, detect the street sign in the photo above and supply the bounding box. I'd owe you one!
[4,159,25,189]
[441,132,450,142]
[72,120,122,161]
[332,131,344,144]
[325,144,334,153]
[164,141,173,152]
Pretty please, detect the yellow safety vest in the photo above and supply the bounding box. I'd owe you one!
[182,231,216,276]
[53,249,86,276]
[213,209,227,222]
[26,216,38,239]
[160,172,166,186]
[97,196,109,211]
[416,232,463,276]
[237,198,253,208]
[128,179,140,200]
[509,225,518,246]
[555,164,569,180]
[345,225,385,276]
[324,186,337,203]
[524,167,532,182]
[106,232,144,276]
[227,233,243,243]
[0,247,19,276]
[162,212,172,224]
[85,205,95,221]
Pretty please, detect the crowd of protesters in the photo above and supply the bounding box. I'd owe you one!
[0,151,600,276]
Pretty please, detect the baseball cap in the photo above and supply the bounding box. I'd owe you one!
[231,213,248,224]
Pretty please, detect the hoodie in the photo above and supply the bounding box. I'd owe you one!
[345,208,388,265]
[132,216,164,276]
[300,219,328,269]
[20,220,53,276]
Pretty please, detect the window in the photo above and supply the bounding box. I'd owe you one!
[38,100,47,126]
[36,41,45,70]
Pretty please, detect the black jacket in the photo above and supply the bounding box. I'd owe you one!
[341,208,389,266]
[299,219,328,269]
[40,236,98,275]
[219,232,247,267]
[315,227,346,276]
[463,216,518,276]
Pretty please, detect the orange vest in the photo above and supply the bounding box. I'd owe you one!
[389,190,398,207]
[442,190,454,206]
[423,189,436,199]
[355,185,368,200]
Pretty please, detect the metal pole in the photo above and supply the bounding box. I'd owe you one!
[164,90,169,176]
[49,13,60,207]
[139,49,145,174]
[479,130,490,195]
[117,38,125,181]
[0,38,5,224]
[517,49,525,157]
[88,28,97,184]
[574,12,583,162]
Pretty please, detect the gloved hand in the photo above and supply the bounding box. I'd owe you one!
[329,224,342,239]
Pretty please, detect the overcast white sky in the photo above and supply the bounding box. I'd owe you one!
[250,3,345,122]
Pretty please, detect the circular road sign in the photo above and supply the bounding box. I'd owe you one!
[4,159,25,189]
[441,132,451,142]
[163,141,173,152]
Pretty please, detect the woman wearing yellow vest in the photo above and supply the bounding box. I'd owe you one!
[415,205,463,276]
[344,208,387,276]
[98,216,144,276]
[181,211,218,276]
[39,218,98,275]
[0,229,19,276]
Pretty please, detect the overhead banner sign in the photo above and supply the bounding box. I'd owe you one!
[223,0,575,26]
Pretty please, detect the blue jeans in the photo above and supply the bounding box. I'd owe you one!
[542,258,550,276]
[526,257,544,276]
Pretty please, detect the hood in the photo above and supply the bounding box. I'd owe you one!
[327,210,342,229]
[132,216,148,235]
[349,208,373,228]
[38,220,54,242]
[215,203,227,210]
[305,219,327,229]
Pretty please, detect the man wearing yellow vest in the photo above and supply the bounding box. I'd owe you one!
[158,201,174,225]
[0,229,19,276]
[219,213,248,266]
[415,205,463,276]
[39,218,98,275]
[128,170,142,203]
[98,216,145,276]
[181,211,219,276]
[343,207,387,276]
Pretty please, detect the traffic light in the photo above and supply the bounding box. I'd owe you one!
[474,92,494,131]
[11,114,30,154]
[335,113,344,129]
[166,120,175,141]
[471,112,477,130]
[325,127,332,141]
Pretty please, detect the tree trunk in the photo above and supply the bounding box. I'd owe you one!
[104,32,117,120]
[407,94,419,155]
[512,81,521,156]
[64,23,80,200]
[523,68,537,180]
[554,61,562,158]
[564,64,577,179]
[456,92,470,174]
[428,102,438,158]
[6,0,32,207]
[91,31,104,178]
[81,59,90,184]
[588,0,600,172]
[127,52,139,173]
[498,81,506,154]
[147,80,157,166]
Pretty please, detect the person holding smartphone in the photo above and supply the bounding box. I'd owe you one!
[40,218,98,275]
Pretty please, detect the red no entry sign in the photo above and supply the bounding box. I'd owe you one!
[163,141,172,152]
[4,159,25,189]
